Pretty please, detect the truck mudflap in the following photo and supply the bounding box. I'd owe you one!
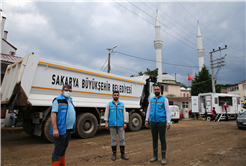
[1,82,32,111]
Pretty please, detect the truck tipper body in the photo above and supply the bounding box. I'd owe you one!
[1,53,160,142]
[191,93,242,121]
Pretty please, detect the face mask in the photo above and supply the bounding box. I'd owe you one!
[63,91,71,98]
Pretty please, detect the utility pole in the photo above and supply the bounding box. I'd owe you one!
[106,45,117,73]
[210,45,227,93]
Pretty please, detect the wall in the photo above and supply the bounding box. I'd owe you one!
[163,84,180,97]
[228,82,246,101]
[2,40,16,55]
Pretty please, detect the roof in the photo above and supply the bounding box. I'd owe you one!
[2,38,17,50]
[160,82,181,86]
[237,80,246,84]
[162,73,175,81]
[1,53,22,62]
[221,89,227,93]
[227,80,246,87]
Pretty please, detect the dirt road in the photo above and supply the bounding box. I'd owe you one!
[1,120,246,166]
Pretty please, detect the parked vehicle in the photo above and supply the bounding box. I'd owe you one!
[236,111,246,129]
[1,52,160,142]
[242,100,246,113]
[191,93,242,121]
[170,105,180,123]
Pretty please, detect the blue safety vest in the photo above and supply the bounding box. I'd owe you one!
[108,100,124,127]
[149,95,167,122]
[50,94,76,135]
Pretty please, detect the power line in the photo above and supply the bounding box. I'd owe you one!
[139,0,196,42]
[111,63,140,73]
[114,51,200,68]
[176,1,245,56]
[126,0,197,48]
[147,0,215,55]
[191,79,212,85]
[100,57,108,71]
[113,0,197,51]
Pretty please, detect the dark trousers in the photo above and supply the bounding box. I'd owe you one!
[10,115,18,126]
[52,130,72,161]
[211,115,216,121]
[150,121,167,151]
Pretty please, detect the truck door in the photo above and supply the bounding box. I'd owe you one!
[191,96,199,113]
[232,97,238,113]
[206,95,211,114]
[200,96,206,114]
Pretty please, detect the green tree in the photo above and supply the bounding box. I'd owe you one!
[215,84,222,93]
[130,68,158,77]
[191,65,213,96]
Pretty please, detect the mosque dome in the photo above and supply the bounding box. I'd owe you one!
[162,72,176,83]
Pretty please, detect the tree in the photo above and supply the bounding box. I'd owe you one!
[191,65,213,96]
[130,68,158,77]
[215,84,222,93]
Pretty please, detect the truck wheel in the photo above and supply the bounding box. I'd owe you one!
[23,119,34,136]
[42,115,54,143]
[75,113,98,139]
[128,113,142,132]
[174,119,179,123]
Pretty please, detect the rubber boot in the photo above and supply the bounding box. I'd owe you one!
[52,160,60,166]
[59,156,65,166]
[120,145,129,160]
[161,151,166,165]
[150,150,158,162]
[111,146,116,161]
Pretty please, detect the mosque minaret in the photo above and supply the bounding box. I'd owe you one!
[196,21,205,71]
[154,10,163,82]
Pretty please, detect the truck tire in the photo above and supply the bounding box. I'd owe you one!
[174,119,179,123]
[128,113,142,132]
[75,113,98,139]
[42,115,54,143]
[23,119,34,136]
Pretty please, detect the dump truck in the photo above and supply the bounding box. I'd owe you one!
[191,93,242,121]
[1,52,160,142]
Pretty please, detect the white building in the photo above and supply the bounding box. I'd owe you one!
[0,10,22,126]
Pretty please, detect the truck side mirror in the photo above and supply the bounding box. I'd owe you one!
[161,85,164,95]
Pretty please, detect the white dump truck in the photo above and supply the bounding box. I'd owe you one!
[191,93,242,121]
[1,52,162,142]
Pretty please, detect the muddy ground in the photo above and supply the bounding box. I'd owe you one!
[1,120,246,166]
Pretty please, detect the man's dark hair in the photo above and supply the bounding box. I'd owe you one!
[113,91,119,95]
[62,84,72,90]
[153,83,161,89]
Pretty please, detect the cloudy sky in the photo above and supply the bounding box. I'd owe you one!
[1,0,245,86]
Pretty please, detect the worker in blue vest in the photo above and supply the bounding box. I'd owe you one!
[145,83,172,165]
[104,90,129,161]
[51,84,76,166]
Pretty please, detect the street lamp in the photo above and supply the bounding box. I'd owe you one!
[106,45,117,73]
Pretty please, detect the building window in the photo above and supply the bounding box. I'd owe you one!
[182,102,188,108]
[228,85,239,92]
[215,97,218,104]
[243,84,246,90]
[163,85,168,92]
